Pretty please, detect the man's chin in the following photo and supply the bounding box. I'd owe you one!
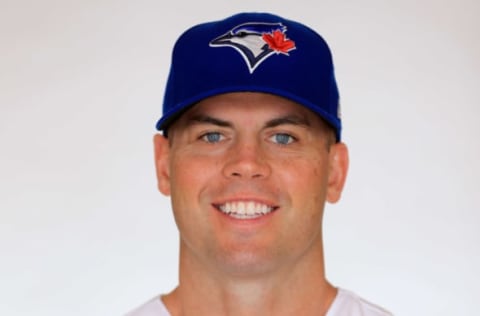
[210,246,282,278]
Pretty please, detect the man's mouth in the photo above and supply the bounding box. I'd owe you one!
[215,201,277,219]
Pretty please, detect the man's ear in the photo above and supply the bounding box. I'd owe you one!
[153,134,171,196]
[326,142,349,203]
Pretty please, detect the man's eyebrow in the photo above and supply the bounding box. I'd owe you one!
[186,114,310,129]
[188,115,233,128]
[264,115,311,129]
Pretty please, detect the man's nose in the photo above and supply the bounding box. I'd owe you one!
[222,139,271,180]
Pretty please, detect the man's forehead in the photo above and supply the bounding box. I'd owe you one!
[182,92,315,120]
[166,92,336,146]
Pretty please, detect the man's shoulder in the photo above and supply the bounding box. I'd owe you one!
[125,296,170,316]
[327,288,393,316]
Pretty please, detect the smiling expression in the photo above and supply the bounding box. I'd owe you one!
[154,92,348,276]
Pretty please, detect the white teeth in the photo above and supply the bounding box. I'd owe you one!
[218,201,274,219]
[246,202,255,215]
[261,204,269,214]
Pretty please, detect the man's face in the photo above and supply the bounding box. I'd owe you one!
[154,92,348,276]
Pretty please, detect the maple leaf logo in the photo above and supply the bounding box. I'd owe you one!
[262,30,296,54]
[210,22,296,73]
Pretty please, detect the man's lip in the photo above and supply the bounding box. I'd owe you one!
[213,196,277,204]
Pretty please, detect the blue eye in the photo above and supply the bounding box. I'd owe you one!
[272,133,294,145]
[201,132,223,143]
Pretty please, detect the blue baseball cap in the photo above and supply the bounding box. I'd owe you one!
[156,12,342,141]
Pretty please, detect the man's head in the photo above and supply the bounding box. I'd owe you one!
[155,12,342,142]
[153,12,348,276]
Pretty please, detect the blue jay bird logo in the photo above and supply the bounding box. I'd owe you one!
[210,22,296,73]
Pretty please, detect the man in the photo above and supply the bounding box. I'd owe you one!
[127,12,391,316]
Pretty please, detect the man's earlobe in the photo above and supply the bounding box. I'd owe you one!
[153,134,171,196]
[326,142,349,203]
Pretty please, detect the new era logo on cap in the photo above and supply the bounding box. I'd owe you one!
[209,22,296,73]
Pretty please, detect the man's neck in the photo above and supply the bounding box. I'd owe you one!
[163,244,337,316]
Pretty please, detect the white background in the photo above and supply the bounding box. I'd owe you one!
[1,0,479,315]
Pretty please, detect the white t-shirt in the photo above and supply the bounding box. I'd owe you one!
[125,288,392,316]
